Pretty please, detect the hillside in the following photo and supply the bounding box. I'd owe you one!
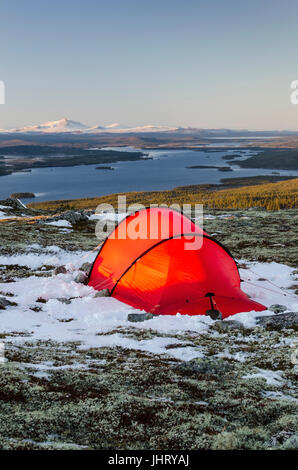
[234,149,298,170]
[29,177,298,212]
[0,198,297,450]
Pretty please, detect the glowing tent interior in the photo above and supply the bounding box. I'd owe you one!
[88,207,266,318]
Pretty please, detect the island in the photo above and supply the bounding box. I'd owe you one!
[10,192,35,199]
[233,149,298,170]
[0,146,145,178]
[95,166,115,170]
[186,165,232,171]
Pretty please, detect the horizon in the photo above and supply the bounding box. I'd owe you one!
[1,116,298,134]
[1,0,298,130]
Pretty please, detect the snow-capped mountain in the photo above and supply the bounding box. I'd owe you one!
[0,118,297,136]
[0,118,179,134]
[9,118,89,134]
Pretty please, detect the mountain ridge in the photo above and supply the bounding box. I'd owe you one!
[1,118,298,136]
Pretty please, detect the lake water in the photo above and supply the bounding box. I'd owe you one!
[0,148,297,202]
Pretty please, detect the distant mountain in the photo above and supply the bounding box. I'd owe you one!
[1,118,298,136]
[8,118,89,133]
[0,118,178,134]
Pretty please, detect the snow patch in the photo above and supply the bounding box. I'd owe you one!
[242,369,285,386]
[44,220,72,228]
[0,246,94,269]
[0,247,296,360]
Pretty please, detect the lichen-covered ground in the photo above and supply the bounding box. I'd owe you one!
[0,200,297,450]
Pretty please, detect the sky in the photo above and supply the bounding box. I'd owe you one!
[0,0,298,130]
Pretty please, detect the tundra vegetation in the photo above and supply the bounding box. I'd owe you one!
[30,177,298,212]
[0,184,297,450]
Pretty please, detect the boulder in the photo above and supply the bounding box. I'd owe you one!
[79,262,93,274]
[257,312,298,330]
[2,197,27,211]
[282,434,298,450]
[53,265,67,275]
[74,272,88,284]
[266,431,298,449]
[94,289,110,298]
[36,297,47,304]
[62,211,88,224]
[0,296,17,310]
[46,210,89,226]
[127,312,154,322]
[57,297,71,305]
[269,304,287,314]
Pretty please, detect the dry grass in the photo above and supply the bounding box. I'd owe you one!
[28,178,298,212]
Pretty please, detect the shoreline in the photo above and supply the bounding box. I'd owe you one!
[1,144,298,179]
[27,176,298,212]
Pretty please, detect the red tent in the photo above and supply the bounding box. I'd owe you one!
[88,207,266,318]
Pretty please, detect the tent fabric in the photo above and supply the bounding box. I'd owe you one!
[88,207,206,292]
[88,207,266,318]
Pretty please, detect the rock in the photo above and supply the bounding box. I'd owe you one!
[0,297,12,309]
[247,206,266,211]
[213,319,244,333]
[95,166,114,170]
[257,312,298,330]
[10,192,35,199]
[46,210,89,226]
[176,358,232,376]
[127,312,154,322]
[74,272,88,284]
[62,211,88,224]
[57,297,71,304]
[53,265,67,275]
[79,262,92,274]
[266,430,294,448]
[282,434,298,450]
[0,296,17,309]
[3,197,27,211]
[94,289,110,298]
[217,166,232,172]
[269,304,287,314]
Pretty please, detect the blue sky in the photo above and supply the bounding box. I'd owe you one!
[0,0,298,130]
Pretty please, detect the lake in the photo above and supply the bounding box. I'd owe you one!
[0,147,297,202]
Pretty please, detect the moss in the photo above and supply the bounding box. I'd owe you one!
[0,203,297,449]
[212,426,270,450]
[0,330,297,450]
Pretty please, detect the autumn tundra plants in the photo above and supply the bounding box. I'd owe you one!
[29,178,298,212]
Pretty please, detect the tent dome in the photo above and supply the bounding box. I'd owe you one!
[88,207,266,318]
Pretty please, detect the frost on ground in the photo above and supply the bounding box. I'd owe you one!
[0,201,297,450]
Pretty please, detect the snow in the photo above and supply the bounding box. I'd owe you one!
[16,199,27,209]
[236,260,298,327]
[44,220,72,228]
[216,350,249,362]
[0,211,27,220]
[242,369,285,386]
[0,245,94,269]
[88,212,127,222]
[0,118,178,134]
[0,245,297,360]
[0,268,212,360]
[263,391,298,402]
[19,361,90,379]
[10,118,89,133]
